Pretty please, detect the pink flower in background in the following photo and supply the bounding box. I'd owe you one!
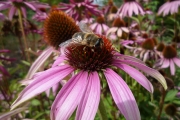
[11,35,167,120]
[58,0,102,21]
[106,17,129,40]
[154,45,180,75]
[90,16,109,35]
[158,0,180,16]
[0,0,49,20]
[117,0,145,17]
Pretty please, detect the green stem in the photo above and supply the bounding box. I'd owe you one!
[18,8,30,62]
[98,96,108,120]
[157,88,166,120]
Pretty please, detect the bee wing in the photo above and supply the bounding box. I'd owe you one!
[79,21,94,34]
[59,39,73,48]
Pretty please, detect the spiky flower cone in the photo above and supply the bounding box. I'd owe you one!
[44,10,80,49]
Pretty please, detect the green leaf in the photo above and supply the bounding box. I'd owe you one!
[165,90,178,102]
[31,99,41,106]
[172,99,180,105]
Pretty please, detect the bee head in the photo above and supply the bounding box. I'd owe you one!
[95,38,103,47]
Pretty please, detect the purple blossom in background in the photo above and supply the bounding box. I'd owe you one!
[11,35,167,120]
[58,0,102,21]
[0,0,50,20]
[117,0,145,17]
[158,0,180,16]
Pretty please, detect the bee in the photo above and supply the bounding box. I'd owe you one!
[59,22,104,48]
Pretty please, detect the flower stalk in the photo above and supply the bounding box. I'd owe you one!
[18,8,30,62]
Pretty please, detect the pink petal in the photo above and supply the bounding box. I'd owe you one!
[24,2,36,11]
[117,28,122,37]
[26,47,54,79]
[173,57,180,67]
[114,62,153,93]
[11,65,74,110]
[52,83,59,96]
[106,27,118,36]
[76,72,100,120]
[52,55,66,67]
[117,59,167,90]
[114,52,145,64]
[170,59,175,75]
[161,58,170,68]
[9,6,16,20]
[21,7,26,18]
[51,71,88,120]
[104,68,140,120]
[0,107,28,120]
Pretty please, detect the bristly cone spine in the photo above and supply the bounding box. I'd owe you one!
[65,35,114,72]
[44,10,80,49]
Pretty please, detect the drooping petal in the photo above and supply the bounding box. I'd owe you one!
[113,53,145,64]
[52,55,66,67]
[24,2,36,11]
[0,107,28,120]
[170,59,175,75]
[26,47,54,79]
[51,71,88,120]
[161,58,170,68]
[118,59,167,90]
[11,65,74,110]
[9,6,16,20]
[104,68,140,120]
[76,72,100,120]
[114,62,153,93]
[173,57,180,67]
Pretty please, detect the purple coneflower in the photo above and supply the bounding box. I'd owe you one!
[58,0,102,22]
[158,0,180,16]
[106,17,129,40]
[0,0,49,20]
[117,0,145,17]
[155,44,180,76]
[21,10,80,97]
[90,16,109,35]
[133,38,159,62]
[11,34,167,119]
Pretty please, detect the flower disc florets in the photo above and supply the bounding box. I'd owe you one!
[163,45,177,58]
[65,35,114,71]
[44,10,80,49]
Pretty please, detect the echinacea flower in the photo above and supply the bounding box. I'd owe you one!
[133,38,159,62]
[158,0,180,16]
[11,34,167,120]
[58,0,102,21]
[106,17,129,40]
[0,0,49,20]
[155,44,180,76]
[90,16,109,35]
[116,0,145,17]
[21,10,80,96]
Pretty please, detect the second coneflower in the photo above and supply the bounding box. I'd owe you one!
[11,26,167,120]
[155,44,180,75]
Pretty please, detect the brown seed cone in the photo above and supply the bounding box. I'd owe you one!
[141,38,155,50]
[65,35,114,71]
[44,10,80,49]
[162,45,177,59]
[112,17,126,27]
